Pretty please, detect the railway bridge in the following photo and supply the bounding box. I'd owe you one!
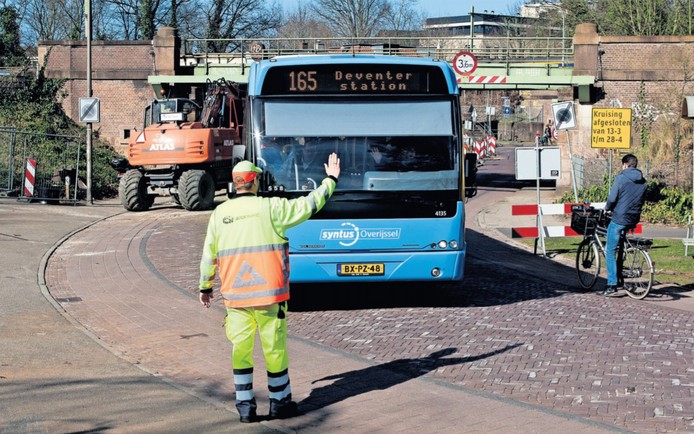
[38,23,694,161]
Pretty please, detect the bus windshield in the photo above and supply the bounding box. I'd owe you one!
[253,98,459,192]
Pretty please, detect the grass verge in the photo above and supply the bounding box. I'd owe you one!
[519,237,694,287]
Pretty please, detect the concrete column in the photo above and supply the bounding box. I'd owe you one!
[153,26,180,76]
[572,23,600,78]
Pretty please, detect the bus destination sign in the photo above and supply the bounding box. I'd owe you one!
[261,64,448,95]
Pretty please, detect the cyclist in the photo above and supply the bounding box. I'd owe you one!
[602,153,648,297]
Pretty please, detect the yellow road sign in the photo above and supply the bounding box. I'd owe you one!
[591,108,632,149]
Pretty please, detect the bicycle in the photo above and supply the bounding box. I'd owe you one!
[572,207,655,299]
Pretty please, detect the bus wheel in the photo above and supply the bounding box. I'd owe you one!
[119,169,154,211]
[179,170,215,211]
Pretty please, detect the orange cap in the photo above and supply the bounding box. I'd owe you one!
[232,161,262,185]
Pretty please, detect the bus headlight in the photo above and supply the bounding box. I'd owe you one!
[449,240,458,249]
[438,240,448,249]
[431,268,441,277]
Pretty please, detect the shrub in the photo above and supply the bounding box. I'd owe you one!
[561,179,692,225]
[0,68,120,200]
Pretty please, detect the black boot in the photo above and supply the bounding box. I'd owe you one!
[237,399,258,423]
[269,397,299,419]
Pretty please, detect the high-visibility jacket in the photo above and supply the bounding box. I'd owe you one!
[199,177,336,308]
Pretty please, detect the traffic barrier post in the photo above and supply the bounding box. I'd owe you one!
[486,135,496,156]
[24,158,36,197]
[510,202,643,255]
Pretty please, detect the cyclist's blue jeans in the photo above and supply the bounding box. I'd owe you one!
[605,221,627,286]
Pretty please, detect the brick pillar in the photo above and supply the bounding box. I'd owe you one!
[153,26,180,76]
[572,23,600,78]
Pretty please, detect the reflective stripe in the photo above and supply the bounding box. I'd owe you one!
[268,384,291,401]
[236,390,255,401]
[234,370,255,402]
[200,256,217,266]
[320,183,331,200]
[234,373,253,385]
[218,243,287,257]
[307,193,318,215]
[267,372,289,388]
[222,285,289,302]
[267,368,290,400]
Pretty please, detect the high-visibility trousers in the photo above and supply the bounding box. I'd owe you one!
[225,302,292,406]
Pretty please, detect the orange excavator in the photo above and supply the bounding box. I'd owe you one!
[114,78,244,211]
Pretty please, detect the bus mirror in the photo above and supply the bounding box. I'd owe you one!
[464,153,478,198]
[232,144,246,160]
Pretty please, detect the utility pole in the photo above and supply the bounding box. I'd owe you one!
[469,6,474,51]
[86,0,93,204]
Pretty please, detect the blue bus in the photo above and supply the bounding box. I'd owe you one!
[245,55,468,282]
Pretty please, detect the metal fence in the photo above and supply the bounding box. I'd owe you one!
[0,127,83,204]
[180,35,573,68]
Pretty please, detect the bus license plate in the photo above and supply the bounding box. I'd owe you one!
[337,263,385,276]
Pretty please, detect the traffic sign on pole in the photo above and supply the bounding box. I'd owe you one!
[79,97,100,123]
[552,101,575,130]
[452,51,477,76]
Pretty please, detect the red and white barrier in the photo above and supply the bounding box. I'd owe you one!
[467,75,508,84]
[486,135,496,156]
[24,158,36,197]
[510,202,642,238]
[474,139,485,160]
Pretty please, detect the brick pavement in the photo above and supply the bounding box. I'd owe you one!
[0,200,274,434]
[23,148,694,433]
[42,205,630,433]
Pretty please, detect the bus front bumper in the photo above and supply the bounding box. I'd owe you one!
[288,249,465,283]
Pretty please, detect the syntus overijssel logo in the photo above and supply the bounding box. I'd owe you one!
[320,222,401,247]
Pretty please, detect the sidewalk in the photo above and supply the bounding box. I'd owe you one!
[0,196,627,433]
[0,199,272,434]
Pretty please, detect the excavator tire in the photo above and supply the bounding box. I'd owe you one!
[119,169,154,211]
[179,170,215,211]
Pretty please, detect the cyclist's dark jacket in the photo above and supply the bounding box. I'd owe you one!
[605,167,647,227]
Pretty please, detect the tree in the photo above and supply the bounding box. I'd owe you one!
[107,0,141,40]
[667,0,694,35]
[174,0,279,52]
[597,0,670,36]
[276,3,331,40]
[0,5,24,66]
[311,0,390,39]
[381,0,425,35]
[137,0,159,39]
[548,0,595,38]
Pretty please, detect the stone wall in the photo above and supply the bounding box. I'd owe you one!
[37,27,181,148]
[570,24,694,190]
[37,24,694,186]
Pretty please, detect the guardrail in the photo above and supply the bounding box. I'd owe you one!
[181,35,574,68]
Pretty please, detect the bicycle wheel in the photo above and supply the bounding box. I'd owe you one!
[576,240,600,290]
[622,247,654,300]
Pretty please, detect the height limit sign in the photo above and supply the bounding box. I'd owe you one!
[79,97,100,123]
[452,51,477,76]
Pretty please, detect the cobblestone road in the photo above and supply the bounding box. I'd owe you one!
[44,148,694,432]
[141,211,694,433]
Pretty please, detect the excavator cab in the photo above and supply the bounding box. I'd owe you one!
[144,98,201,127]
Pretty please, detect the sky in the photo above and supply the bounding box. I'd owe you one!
[279,1,521,19]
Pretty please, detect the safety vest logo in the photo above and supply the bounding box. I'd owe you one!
[233,261,268,288]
